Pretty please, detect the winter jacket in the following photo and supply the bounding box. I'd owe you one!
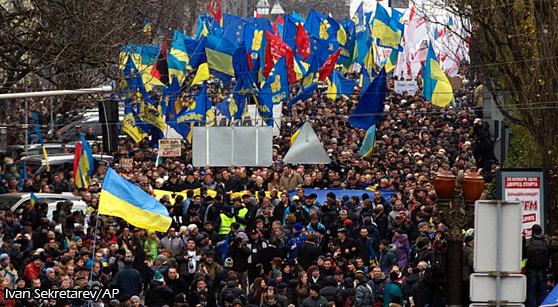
[383,282,403,307]
[301,295,328,307]
[355,282,375,307]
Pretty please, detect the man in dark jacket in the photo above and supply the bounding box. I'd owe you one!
[302,284,328,307]
[297,233,321,270]
[109,257,142,300]
[356,227,377,266]
[319,276,340,303]
[190,277,216,307]
[525,224,549,307]
[164,267,187,296]
[144,274,174,307]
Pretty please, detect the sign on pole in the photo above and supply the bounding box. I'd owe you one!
[470,273,526,303]
[474,200,522,272]
[158,138,182,157]
[497,169,545,237]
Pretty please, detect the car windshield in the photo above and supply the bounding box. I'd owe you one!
[0,195,22,210]
[14,160,42,177]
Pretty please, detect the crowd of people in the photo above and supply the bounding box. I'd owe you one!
[0,68,546,307]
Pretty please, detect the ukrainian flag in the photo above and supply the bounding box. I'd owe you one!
[371,4,402,49]
[30,192,38,208]
[385,49,398,73]
[32,113,49,172]
[99,168,172,232]
[326,70,356,100]
[359,124,376,158]
[423,44,454,107]
[73,134,95,189]
[122,101,148,143]
[205,34,236,78]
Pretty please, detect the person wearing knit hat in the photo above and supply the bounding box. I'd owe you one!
[153,271,165,283]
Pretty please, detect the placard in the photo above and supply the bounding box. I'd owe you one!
[119,158,133,170]
[394,80,418,95]
[158,138,182,157]
[498,170,544,238]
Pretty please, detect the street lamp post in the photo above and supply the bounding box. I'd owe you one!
[435,167,484,306]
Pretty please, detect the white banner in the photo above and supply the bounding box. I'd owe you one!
[394,80,418,95]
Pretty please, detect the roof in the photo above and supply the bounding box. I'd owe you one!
[270,2,284,14]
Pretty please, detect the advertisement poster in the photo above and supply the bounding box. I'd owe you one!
[499,170,544,238]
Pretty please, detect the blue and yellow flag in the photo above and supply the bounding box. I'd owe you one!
[354,29,372,65]
[261,56,289,104]
[423,44,454,107]
[122,100,148,143]
[287,82,318,108]
[170,84,210,140]
[326,70,356,100]
[303,53,321,87]
[189,37,211,85]
[371,4,402,49]
[30,192,39,208]
[348,68,387,130]
[73,134,96,189]
[359,66,373,91]
[32,113,49,172]
[205,34,236,79]
[99,168,172,232]
[353,1,365,33]
[385,49,399,73]
[119,44,165,91]
[359,124,376,158]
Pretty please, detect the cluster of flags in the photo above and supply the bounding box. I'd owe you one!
[117,3,466,156]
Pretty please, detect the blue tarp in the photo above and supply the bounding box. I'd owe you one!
[288,188,397,205]
[542,285,558,306]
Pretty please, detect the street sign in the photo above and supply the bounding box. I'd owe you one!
[470,273,526,303]
[474,200,522,272]
[158,138,181,157]
[498,170,545,238]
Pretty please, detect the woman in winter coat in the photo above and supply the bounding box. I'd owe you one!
[354,271,375,307]
[392,229,409,269]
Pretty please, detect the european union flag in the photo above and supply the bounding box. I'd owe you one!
[348,68,387,130]
[222,14,246,46]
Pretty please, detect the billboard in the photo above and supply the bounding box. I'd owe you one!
[497,169,545,238]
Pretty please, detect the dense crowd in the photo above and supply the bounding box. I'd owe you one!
[1,69,544,307]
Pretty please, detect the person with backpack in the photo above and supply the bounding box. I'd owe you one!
[524,224,549,307]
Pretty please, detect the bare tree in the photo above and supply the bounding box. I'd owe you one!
[415,0,558,230]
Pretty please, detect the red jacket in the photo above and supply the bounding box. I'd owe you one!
[24,262,42,282]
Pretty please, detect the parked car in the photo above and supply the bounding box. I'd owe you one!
[8,143,76,161]
[16,153,114,177]
[0,192,87,223]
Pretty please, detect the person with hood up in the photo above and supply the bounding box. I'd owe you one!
[144,271,174,307]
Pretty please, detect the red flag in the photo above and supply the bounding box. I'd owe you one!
[151,40,169,85]
[254,10,261,18]
[276,15,284,25]
[318,49,341,81]
[264,31,296,84]
[295,23,310,60]
[207,0,222,24]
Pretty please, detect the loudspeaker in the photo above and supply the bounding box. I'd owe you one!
[99,101,119,153]
[99,100,119,123]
